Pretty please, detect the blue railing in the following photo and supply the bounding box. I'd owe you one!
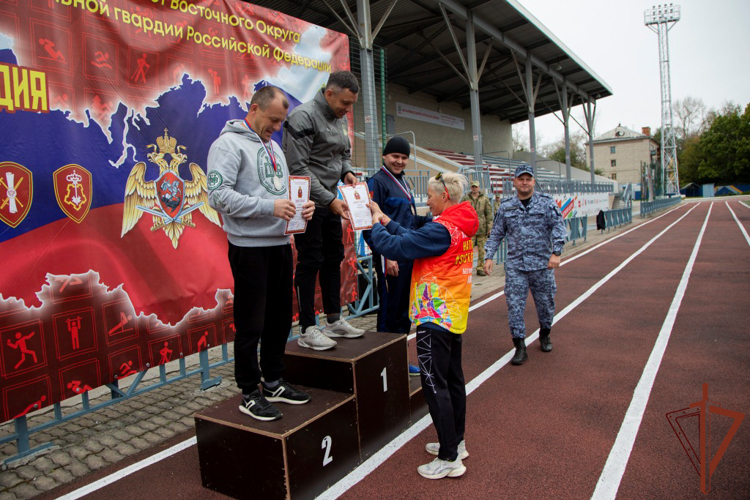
[1,347,230,464]
[601,207,633,232]
[347,255,380,318]
[566,216,588,245]
[640,197,682,218]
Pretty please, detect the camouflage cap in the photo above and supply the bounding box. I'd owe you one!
[470,180,480,187]
[514,164,535,178]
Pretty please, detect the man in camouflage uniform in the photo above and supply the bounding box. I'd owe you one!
[461,180,493,276]
[483,164,566,365]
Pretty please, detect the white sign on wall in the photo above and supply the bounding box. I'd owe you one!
[396,102,465,130]
[553,192,610,219]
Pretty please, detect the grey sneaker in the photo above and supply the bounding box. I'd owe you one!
[322,318,364,338]
[425,440,469,460]
[417,457,466,479]
[298,326,337,351]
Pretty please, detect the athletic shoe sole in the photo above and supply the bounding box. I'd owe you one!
[322,330,364,339]
[417,465,466,479]
[297,338,336,351]
[238,405,282,421]
[265,395,310,405]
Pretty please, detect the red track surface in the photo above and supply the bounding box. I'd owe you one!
[44,200,750,500]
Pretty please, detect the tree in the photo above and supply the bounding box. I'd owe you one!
[677,136,704,185]
[541,132,587,168]
[673,96,708,141]
[696,102,750,183]
[512,124,528,152]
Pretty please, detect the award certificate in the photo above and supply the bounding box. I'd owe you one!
[338,183,373,230]
[285,176,311,234]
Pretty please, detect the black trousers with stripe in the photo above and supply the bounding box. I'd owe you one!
[416,323,466,461]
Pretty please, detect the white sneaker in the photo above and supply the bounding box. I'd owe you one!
[417,457,466,479]
[322,318,364,338]
[297,326,337,351]
[425,440,469,460]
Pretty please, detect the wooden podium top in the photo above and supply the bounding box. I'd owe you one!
[195,387,354,439]
[284,332,406,362]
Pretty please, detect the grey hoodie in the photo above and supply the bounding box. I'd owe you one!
[283,89,354,208]
[207,119,290,247]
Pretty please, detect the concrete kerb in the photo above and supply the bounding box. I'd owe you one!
[0,206,673,499]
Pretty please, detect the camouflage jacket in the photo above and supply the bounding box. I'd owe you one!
[460,191,493,236]
[485,191,566,271]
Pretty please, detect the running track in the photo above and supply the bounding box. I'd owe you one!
[45,200,750,500]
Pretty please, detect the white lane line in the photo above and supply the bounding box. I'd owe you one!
[726,202,750,246]
[319,204,700,500]
[57,437,197,500]
[406,204,687,343]
[62,203,693,500]
[591,203,713,500]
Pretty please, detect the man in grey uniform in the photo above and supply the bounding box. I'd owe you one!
[283,71,365,350]
[483,164,566,365]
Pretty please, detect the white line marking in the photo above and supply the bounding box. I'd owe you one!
[61,203,693,499]
[591,203,713,500]
[319,204,700,499]
[57,437,197,500]
[406,204,687,342]
[726,202,750,246]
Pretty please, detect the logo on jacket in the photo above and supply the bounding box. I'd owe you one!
[121,129,221,248]
[0,162,33,228]
[54,165,92,223]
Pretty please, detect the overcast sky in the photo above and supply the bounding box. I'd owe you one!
[513,0,750,148]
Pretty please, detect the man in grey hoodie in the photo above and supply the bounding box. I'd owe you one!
[283,71,365,350]
[207,86,314,422]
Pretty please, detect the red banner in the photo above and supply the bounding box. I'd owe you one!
[0,0,356,423]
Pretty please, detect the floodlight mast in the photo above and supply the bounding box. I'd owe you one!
[645,4,680,196]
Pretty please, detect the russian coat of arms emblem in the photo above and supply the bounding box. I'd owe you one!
[121,129,220,248]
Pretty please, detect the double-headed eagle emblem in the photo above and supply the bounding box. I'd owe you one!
[121,129,220,248]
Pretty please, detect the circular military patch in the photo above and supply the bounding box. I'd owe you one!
[207,171,223,191]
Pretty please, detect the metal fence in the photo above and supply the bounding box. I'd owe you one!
[2,347,231,463]
[566,216,588,245]
[502,180,614,198]
[640,196,682,218]
[600,207,633,232]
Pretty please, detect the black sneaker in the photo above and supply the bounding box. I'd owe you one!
[239,390,282,421]
[262,379,311,405]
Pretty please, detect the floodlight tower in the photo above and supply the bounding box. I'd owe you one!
[645,4,680,196]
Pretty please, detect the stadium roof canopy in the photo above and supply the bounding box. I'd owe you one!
[246,0,613,124]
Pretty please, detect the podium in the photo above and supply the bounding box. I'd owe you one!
[195,332,420,498]
[282,333,411,459]
[195,387,359,500]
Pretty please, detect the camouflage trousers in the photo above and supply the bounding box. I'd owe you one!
[504,266,556,339]
[472,234,487,269]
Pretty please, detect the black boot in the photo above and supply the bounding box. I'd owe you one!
[511,338,528,365]
[539,328,552,352]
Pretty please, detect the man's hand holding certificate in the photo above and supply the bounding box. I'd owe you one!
[286,176,314,234]
[337,183,373,230]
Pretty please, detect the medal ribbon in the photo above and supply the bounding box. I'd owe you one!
[245,118,277,174]
[380,166,412,201]
[380,166,416,216]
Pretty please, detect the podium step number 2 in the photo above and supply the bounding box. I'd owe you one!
[195,387,359,500]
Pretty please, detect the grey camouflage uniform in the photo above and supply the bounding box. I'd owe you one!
[484,191,566,339]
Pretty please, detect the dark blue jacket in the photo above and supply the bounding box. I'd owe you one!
[362,167,430,251]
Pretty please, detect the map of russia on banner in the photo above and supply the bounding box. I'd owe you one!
[0,0,355,422]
